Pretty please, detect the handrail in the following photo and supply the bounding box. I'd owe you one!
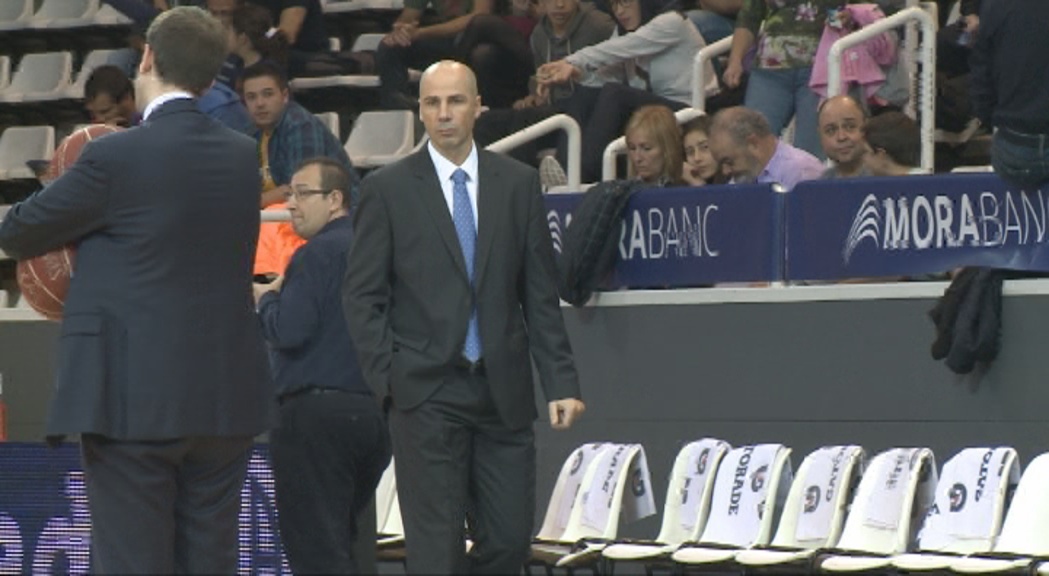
[827,6,936,173]
[485,113,583,190]
[692,36,732,111]
[601,107,706,182]
[261,210,291,222]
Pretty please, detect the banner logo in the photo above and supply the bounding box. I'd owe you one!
[843,194,882,263]
[547,210,567,255]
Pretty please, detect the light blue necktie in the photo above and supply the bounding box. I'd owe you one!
[451,168,482,361]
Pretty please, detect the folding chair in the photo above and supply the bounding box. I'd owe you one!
[889,447,1020,572]
[530,444,656,571]
[671,443,793,567]
[0,52,74,103]
[949,452,1049,574]
[344,110,416,168]
[814,447,938,572]
[734,445,866,569]
[601,439,731,569]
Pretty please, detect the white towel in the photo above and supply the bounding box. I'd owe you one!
[701,443,784,546]
[864,448,920,530]
[546,443,608,539]
[795,446,862,543]
[580,444,657,533]
[679,439,730,533]
[920,447,1015,549]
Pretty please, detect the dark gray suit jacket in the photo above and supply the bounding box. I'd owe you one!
[343,147,580,430]
[0,99,274,441]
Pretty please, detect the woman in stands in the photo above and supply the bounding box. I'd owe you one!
[624,105,685,186]
[227,3,289,89]
[680,115,725,186]
[535,0,718,183]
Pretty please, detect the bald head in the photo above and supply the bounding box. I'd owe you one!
[818,95,867,175]
[420,60,478,99]
[419,60,482,165]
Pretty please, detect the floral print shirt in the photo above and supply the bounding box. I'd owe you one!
[737,0,857,69]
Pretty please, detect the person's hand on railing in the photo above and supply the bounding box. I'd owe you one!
[722,58,744,89]
[536,61,579,87]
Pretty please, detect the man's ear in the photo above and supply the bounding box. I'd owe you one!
[138,44,155,78]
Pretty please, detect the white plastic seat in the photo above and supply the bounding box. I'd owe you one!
[601,439,731,566]
[0,0,33,31]
[92,3,132,26]
[530,443,656,569]
[64,49,125,100]
[374,459,397,534]
[289,33,420,91]
[734,445,867,568]
[345,110,415,168]
[671,443,793,566]
[314,112,340,139]
[888,447,1020,572]
[815,447,938,573]
[949,452,1049,574]
[30,0,99,29]
[0,126,55,180]
[0,52,74,103]
[0,55,10,91]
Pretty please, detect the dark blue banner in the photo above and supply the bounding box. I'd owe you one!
[544,184,786,287]
[787,174,1049,281]
[0,444,288,575]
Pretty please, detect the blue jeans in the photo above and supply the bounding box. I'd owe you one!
[991,130,1049,191]
[687,10,736,44]
[744,66,824,159]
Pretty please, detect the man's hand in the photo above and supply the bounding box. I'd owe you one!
[513,94,538,110]
[548,398,585,430]
[723,58,744,89]
[253,275,283,304]
[963,14,980,37]
[383,22,417,47]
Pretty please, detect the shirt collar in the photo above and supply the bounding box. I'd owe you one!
[142,91,195,121]
[427,141,479,185]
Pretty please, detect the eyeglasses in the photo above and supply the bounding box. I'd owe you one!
[283,188,333,202]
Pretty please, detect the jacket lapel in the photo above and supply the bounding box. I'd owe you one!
[411,150,469,280]
[474,150,499,287]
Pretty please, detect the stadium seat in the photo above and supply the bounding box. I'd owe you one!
[321,0,405,13]
[0,0,34,31]
[733,445,866,569]
[888,447,1020,572]
[530,443,656,570]
[288,34,421,92]
[671,443,793,567]
[91,3,132,26]
[0,126,55,181]
[815,447,938,572]
[374,459,397,535]
[345,110,415,168]
[0,56,10,92]
[30,0,99,29]
[64,49,126,100]
[948,452,1049,574]
[601,439,730,568]
[314,112,340,139]
[0,52,74,103]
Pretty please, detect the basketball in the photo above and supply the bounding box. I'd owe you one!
[17,124,123,320]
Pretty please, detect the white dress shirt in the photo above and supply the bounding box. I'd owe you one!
[142,90,195,121]
[428,141,479,230]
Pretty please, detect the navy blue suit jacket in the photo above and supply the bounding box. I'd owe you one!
[0,99,274,440]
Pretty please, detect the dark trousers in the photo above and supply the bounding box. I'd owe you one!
[376,36,459,109]
[80,434,254,574]
[561,83,686,182]
[458,14,534,109]
[390,369,536,575]
[270,390,392,575]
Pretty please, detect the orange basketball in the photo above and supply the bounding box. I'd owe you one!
[17,124,123,320]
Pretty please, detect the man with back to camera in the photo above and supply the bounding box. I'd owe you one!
[0,7,273,574]
[343,60,585,575]
[818,94,871,180]
[254,157,391,574]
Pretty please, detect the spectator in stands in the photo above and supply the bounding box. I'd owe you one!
[454,0,540,108]
[376,0,495,109]
[624,105,684,186]
[253,157,390,575]
[687,0,741,44]
[970,0,1049,191]
[241,60,353,276]
[861,111,921,176]
[708,106,823,191]
[681,115,725,186]
[536,0,718,183]
[85,66,140,127]
[228,3,289,85]
[723,0,851,159]
[248,0,328,77]
[818,94,870,179]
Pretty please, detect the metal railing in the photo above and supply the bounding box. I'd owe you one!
[601,107,707,182]
[485,113,582,190]
[827,5,936,173]
[692,36,732,111]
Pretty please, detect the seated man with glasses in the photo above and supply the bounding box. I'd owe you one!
[253,157,392,575]
[241,60,354,277]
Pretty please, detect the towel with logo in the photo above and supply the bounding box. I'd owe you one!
[864,448,922,530]
[919,447,1016,549]
[581,444,657,533]
[795,445,863,543]
[701,443,784,546]
[679,439,731,534]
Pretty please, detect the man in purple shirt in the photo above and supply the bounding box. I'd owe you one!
[709,106,824,191]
